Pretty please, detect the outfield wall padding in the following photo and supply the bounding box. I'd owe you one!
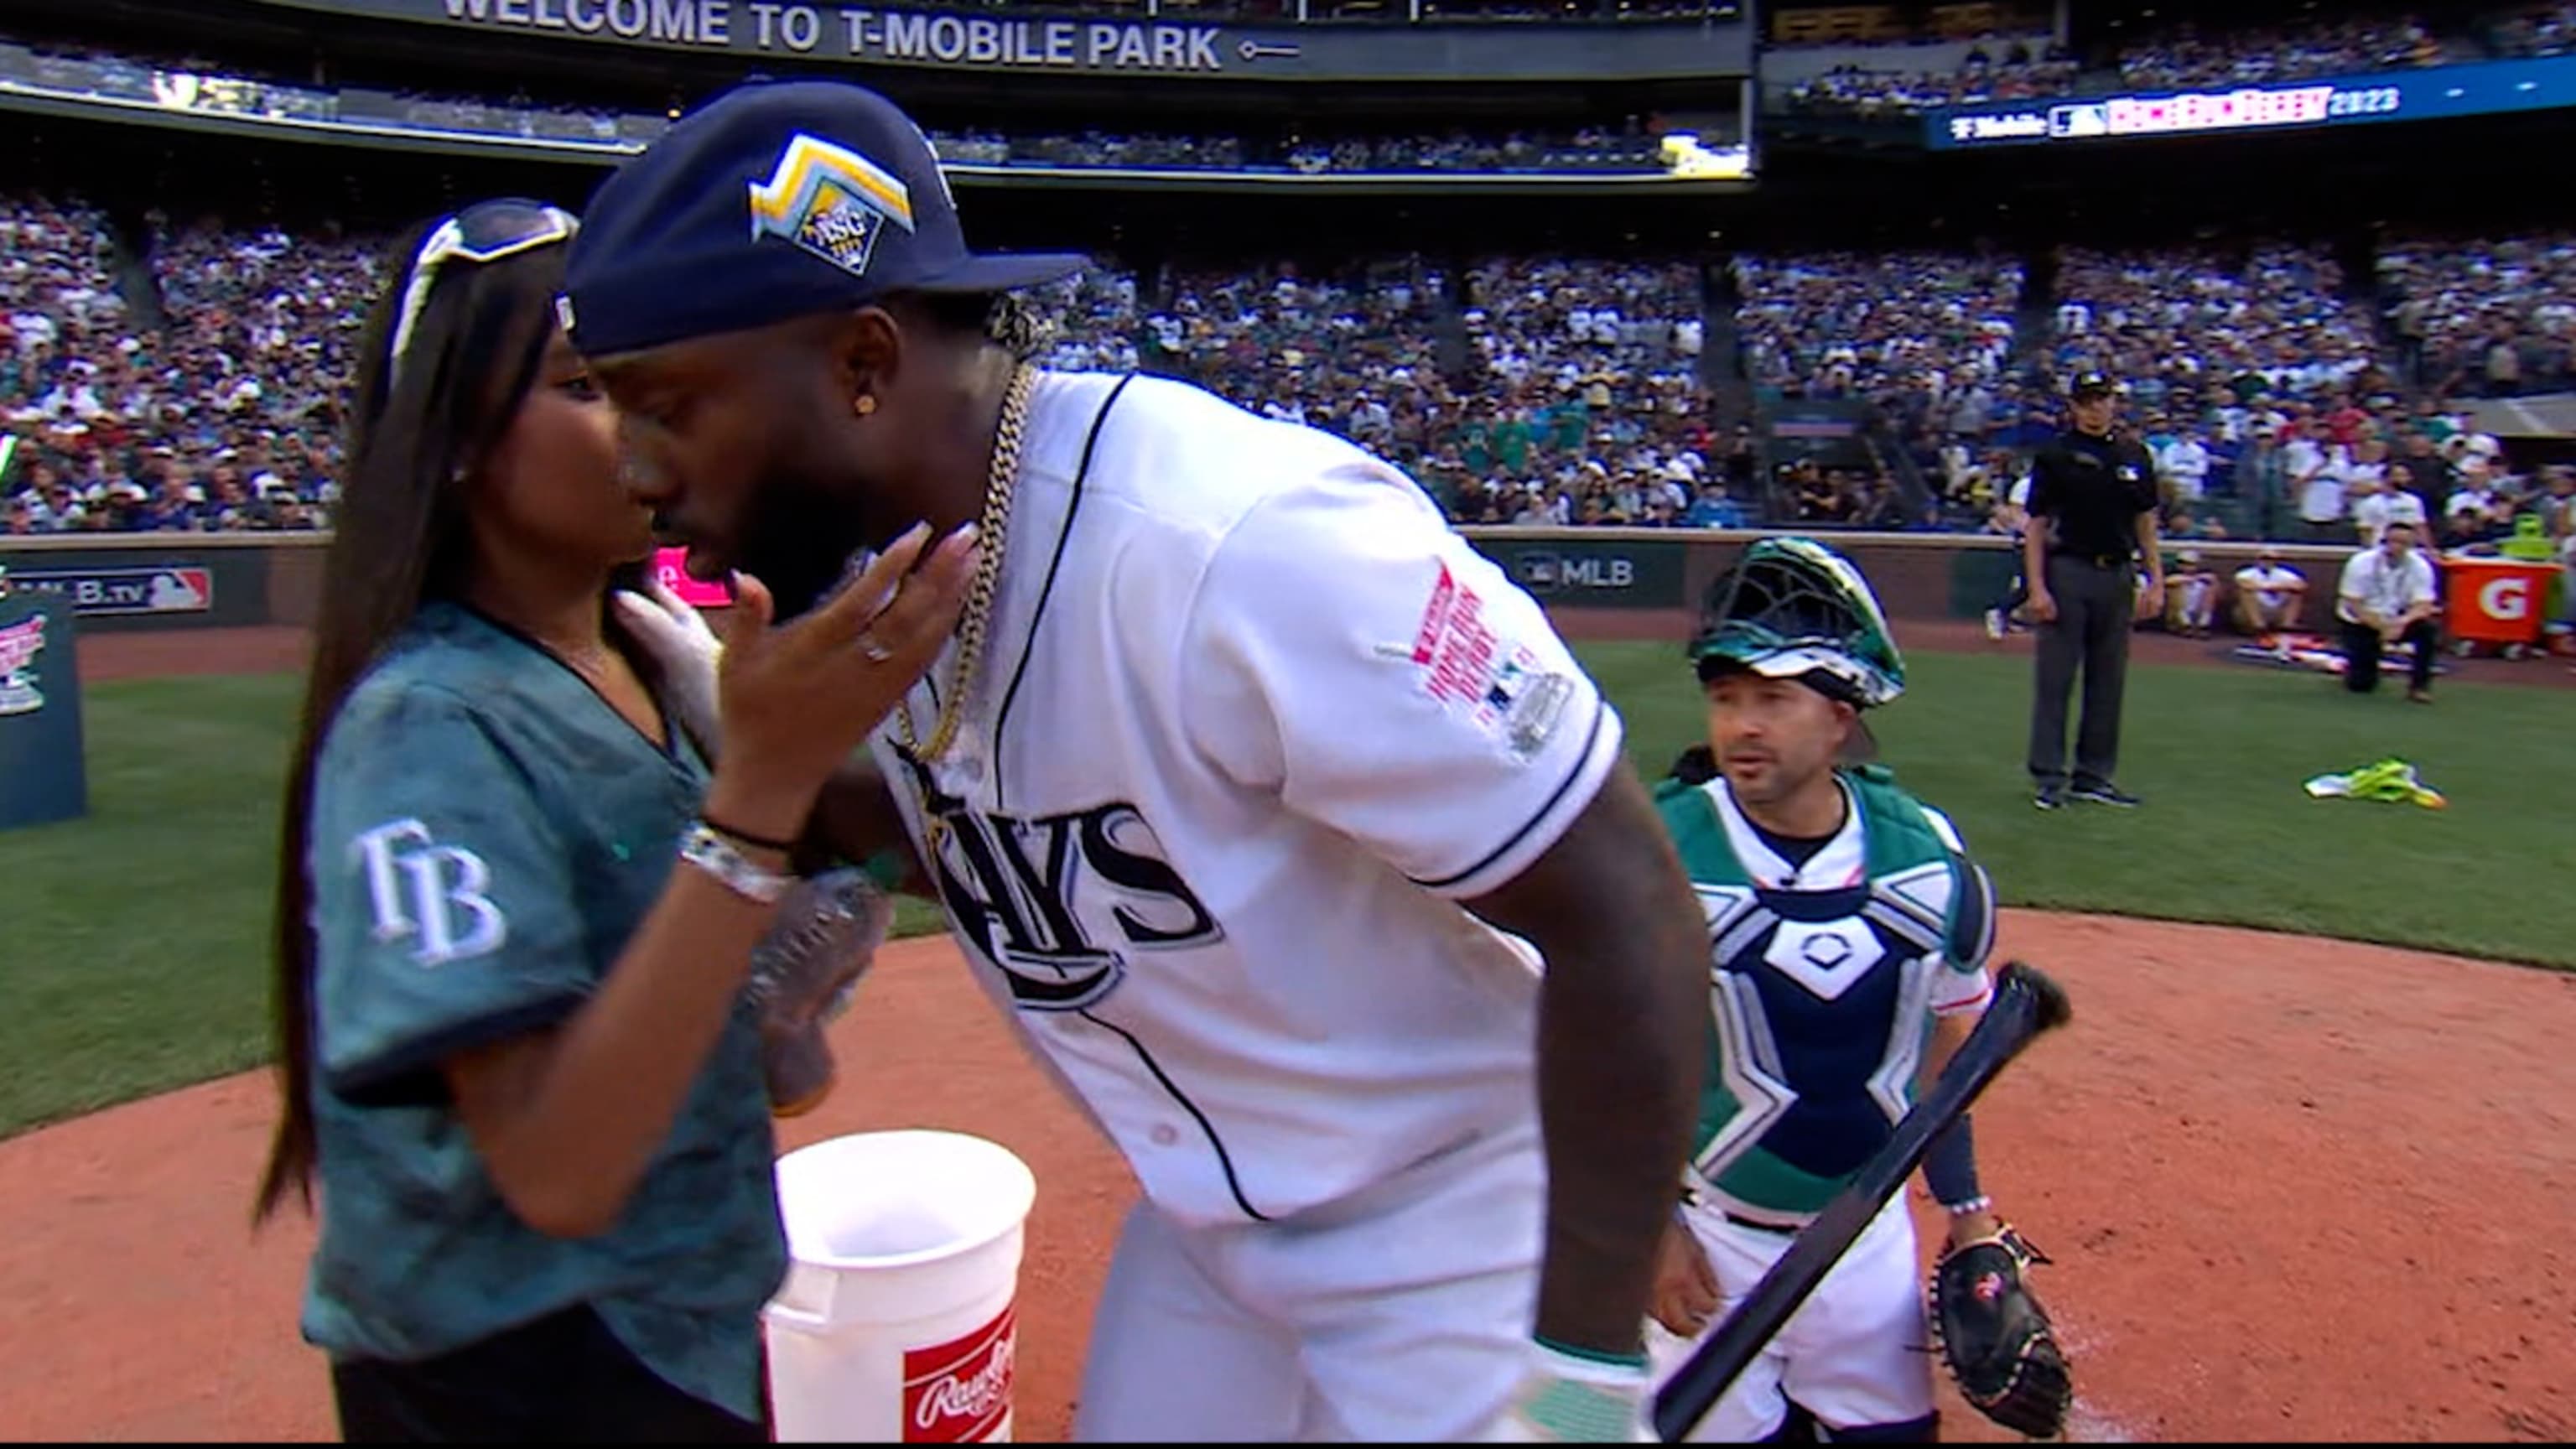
[0,530,2365,636]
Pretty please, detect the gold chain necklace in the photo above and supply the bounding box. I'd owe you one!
[895,360,1035,771]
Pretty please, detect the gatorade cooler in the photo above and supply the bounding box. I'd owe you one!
[764,1131,1037,1443]
[2439,554,2558,649]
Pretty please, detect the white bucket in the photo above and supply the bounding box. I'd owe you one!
[763,1130,1038,1443]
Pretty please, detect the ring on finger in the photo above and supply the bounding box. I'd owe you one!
[860,634,893,664]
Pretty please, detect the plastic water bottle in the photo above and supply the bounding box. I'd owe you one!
[745,868,895,1116]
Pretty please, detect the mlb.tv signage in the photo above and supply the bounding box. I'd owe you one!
[0,546,269,630]
[236,0,1755,81]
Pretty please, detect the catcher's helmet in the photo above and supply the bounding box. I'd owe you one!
[1688,537,1905,708]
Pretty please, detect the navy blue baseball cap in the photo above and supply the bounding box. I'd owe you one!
[561,80,1086,358]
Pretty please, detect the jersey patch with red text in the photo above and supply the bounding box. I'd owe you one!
[1409,561,1576,761]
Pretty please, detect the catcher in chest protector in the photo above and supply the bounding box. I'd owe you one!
[1639,539,2072,1442]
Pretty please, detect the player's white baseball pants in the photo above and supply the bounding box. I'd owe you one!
[1070,1123,1543,1441]
[1642,1192,1935,1441]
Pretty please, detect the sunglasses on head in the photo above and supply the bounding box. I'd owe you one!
[387,199,579,381]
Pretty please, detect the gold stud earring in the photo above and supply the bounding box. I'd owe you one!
[854,395,878,417]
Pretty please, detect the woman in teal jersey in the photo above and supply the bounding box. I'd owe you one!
[250,198,976,1441]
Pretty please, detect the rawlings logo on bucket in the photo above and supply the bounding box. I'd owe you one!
[903,1304,1016,1442]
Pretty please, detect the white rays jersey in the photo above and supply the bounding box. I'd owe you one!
[860,369,1628,1438]
[1643,765,1997,1439]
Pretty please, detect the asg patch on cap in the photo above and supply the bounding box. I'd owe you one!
[748,132,917,280]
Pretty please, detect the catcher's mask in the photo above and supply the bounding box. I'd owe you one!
[1688,537,1906,710]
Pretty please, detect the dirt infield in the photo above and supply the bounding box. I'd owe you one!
[4,918,2573,1443]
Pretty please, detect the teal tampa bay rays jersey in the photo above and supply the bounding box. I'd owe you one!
[1654,765,1997,1224]
[299,600,785,1420]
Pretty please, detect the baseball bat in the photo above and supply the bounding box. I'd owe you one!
[1649,959,2073,1442]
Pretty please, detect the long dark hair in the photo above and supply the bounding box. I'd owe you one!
[252,217,569,1224]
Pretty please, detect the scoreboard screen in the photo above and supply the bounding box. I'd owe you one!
[1925,54,2576,150]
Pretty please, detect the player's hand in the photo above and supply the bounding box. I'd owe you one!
[704,522,977,840]
[1483,1340,1652,1443]
[2027,589,2058,624]
[612,572,723,752]
[2137,581,2165,620]
[1650,1213,1722,1339]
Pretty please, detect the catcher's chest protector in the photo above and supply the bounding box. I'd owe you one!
[1653,767,1993,1218]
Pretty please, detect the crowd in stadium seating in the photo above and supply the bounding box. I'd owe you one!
[1777,39,2079,117]
[3,34,1696,179]
[926,126,1670,174]
[1733,250,2024,406]
[2047,244,2389,408]
[2377,232,2576,398]
[2,194,357,534]
[1777,10,2459,119]
[1431,256,1732,527]
[1131,254,1740,529]
[4,184,2571,553]
[1284,129,1668,174]
[2112,14,2444,89]
[2490,2,2576,55]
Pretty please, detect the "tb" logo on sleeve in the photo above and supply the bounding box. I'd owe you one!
[351,818,509,967]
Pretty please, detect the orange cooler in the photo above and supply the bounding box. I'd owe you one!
[2440,554,2558,647]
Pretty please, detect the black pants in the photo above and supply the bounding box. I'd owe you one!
[330,1303,766,1443]
[2341,618,2438,693]
[2028,554,2133,791]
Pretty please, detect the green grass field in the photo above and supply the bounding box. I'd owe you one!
[3,645,2566,1139]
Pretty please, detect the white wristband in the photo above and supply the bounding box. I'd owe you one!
[680,822,792,905]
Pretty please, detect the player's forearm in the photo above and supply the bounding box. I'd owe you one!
[1470,771,1708,1356]
[1918,1010,1995,1241]
[444,848,789,1239]
[2022,525,2048,594]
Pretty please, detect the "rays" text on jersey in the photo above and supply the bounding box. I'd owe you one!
[927,801,1222,1010]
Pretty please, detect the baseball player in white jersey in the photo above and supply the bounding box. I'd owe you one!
[1633,540,2054,1442]
[564,81,1711,1441]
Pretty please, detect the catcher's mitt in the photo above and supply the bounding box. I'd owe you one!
[1927,1223,2071,1440]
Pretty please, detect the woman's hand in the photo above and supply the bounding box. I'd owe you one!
[704,521,978,841]
[611,573,724,753]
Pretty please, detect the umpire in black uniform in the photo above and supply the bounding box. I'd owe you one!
[2023,371,2163,809]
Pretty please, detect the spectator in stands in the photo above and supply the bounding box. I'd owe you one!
[2390,428,2454,522]
[2154,423,2211,501]
[2350,474,2429,547]
[2233,546,2309,634]
[2161,548,2221,636]
[2231,423,2292,539]
[2335,519,2441,701]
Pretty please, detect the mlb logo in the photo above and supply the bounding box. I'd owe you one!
[149,569,210,612]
